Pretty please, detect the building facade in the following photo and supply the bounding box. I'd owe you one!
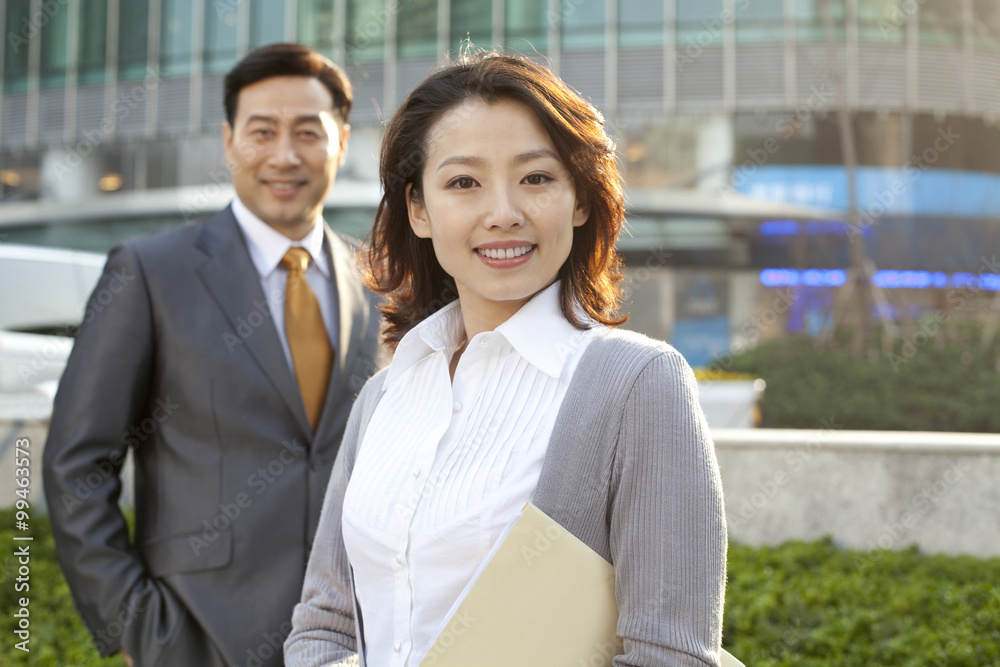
[2,0,1000,362]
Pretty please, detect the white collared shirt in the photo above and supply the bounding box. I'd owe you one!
[230,196,340,367]
[342,282,601,666]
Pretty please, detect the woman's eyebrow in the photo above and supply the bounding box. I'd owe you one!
[436,155,484,171]
[436,149,559,171]
[513,149,559,165]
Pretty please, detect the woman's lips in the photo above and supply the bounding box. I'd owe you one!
[475,244,536,267]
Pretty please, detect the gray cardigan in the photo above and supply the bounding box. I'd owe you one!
[285,328,727,666]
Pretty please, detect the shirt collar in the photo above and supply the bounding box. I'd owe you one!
[231,196,330,279]
[384,281,589,389]
[495,281,585,379]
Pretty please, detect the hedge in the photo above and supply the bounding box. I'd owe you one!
[712,331,1000,432]
[3,511,999,665]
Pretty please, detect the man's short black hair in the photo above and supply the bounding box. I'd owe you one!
[224,43,353,126]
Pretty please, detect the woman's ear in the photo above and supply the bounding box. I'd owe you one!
[572,196,591,228]
[406,183,432,238]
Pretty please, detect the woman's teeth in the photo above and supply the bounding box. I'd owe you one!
[478,245,533,259]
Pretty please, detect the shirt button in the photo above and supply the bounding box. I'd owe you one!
[394,641,401,652]
[478,338,488,347]
[413,469,421,478]
[453,401,462,412]
[396,554,404,565]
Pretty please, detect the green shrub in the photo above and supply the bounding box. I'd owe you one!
[724,539,1000,666]
[715,334,1000,432]
[2,511,127,666]
[4,510,1000,665]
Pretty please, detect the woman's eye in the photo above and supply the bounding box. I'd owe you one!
[524,173,552,185]
[449,177,477,189]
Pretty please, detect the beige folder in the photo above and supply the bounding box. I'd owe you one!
[419,502,743,667]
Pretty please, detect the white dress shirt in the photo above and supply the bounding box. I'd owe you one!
[231,196,340,367]
[341,281,600,666]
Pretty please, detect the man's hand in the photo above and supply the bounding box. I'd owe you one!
[121,648,134,666]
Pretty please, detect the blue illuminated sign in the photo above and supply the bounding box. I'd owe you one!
[760,269,1000,291]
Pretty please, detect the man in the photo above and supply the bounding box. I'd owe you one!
[43,44,383,666]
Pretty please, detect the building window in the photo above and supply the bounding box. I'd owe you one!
[677,0,725,48]
[561,0,605,51]
[119,0,149,81]
[251,3,286,48]
[40,1,69,88]
[345,0,385,63]
[450,0,492,50]
[918,0,960,46]
[793,0,845,43]
[736,0,784,43]
[160,0,194,77]
[505,0,548,53]
[972,0,1000,50]
[205,0,239,74]
[619,0,664,48]
[80,0,108,85]
[4,0,31,93]
[398,0,438,59]
[857,0,905,44]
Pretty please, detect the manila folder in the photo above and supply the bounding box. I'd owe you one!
[419,502,743,667]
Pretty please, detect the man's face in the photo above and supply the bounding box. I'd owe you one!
[222,76,349,240]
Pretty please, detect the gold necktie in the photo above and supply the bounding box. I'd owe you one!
[281,247,333,431]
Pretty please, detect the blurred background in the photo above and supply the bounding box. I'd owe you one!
[2,0,998,368]
[3,4,1000,664]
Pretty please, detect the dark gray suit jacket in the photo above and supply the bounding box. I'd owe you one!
[42,206,384,667]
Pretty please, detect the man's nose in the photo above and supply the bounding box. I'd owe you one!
[267,132,302,167]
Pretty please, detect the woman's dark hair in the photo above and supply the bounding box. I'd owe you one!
[224,43,353,126]
[367,50,628,350]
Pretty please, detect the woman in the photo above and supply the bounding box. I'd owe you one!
[285,51,727,666]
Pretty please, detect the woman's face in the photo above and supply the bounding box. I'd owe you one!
[407,97,589,330]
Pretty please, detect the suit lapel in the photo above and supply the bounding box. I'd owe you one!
[313,227,373,442]
[194,208,312,437]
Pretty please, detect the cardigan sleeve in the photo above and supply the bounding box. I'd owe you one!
[608,347,727,667]
[284,376,383,666]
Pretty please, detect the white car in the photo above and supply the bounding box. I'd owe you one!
[0,244,105,334]
[0,244,104,419]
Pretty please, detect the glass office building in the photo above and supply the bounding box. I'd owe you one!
[2,0,999,358]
